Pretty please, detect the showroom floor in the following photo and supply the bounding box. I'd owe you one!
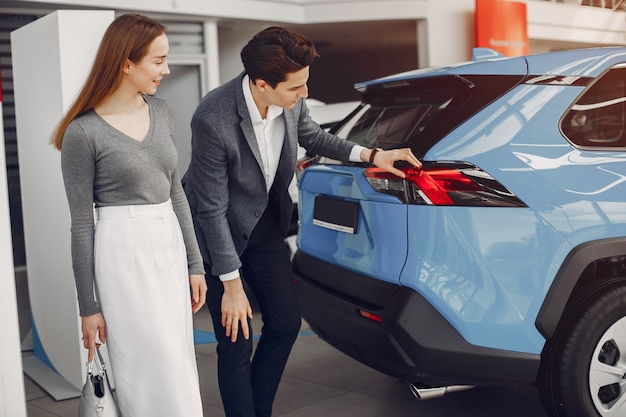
[16,269,549,417]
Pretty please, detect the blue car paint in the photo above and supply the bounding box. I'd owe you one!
[297,47,626,358]
[430,79,626,243]
[400,205,569,354]
[414,78,626,352]
[356,47,626,93]
[524,47,626,77]
[298,166,408,285]
[354,56,528,91]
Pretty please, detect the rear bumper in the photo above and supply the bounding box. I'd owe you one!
[293,250,540,387]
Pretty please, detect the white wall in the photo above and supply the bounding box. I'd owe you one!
[7,1,626,86]
[420,0,476,67]
[0,102,26,417]
[178,0,472,71]
[302,0,427,23]
[527,1,626,52]
[14,0,302,21]
[217,21,266,84]
[13,0,426,23]
[11,10,115,393]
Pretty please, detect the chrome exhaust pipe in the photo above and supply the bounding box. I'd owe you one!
[409,383,475,400]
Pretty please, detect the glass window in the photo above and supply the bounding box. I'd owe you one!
[329,74,524,158]
[562,67,626,148]
[338,101,451,149]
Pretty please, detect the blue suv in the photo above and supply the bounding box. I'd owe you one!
[293,47,626,417]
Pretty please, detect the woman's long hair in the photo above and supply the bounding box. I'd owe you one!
[51,14,165,150]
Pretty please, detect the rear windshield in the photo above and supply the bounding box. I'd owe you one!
[332,74,524,158]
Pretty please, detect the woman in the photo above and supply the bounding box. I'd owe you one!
[52,14,206,416]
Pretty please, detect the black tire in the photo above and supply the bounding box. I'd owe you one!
[540,280,626,417]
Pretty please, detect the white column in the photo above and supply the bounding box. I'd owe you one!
[421,0,476,67]
[11,10,115,399]
[203,20,221,92]
[0,100,27,417]
[217,21,265,84]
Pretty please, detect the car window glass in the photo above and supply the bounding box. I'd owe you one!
[328,75,524,158]
[562,67,626,148]
[335,98,452,149]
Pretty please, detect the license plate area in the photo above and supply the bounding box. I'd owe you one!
[313,196,358,234]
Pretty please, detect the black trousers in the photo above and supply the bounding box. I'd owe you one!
[205,203,301,417]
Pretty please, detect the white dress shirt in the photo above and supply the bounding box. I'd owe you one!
[242,74,285,192]
[220,75,364,281]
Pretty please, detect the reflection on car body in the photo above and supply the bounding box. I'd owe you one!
[285,99,360,238]
[293,47,626,417]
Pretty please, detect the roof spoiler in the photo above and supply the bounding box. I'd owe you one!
[472,47,506,61]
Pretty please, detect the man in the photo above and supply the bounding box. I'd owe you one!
[182,26,421,417]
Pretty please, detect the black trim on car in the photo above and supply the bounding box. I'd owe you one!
[524,75,591,86]
[293,250,400,309]
[535,237,626,339]
[559,67,626,150]
[293,250,540,387]
[345,74,526,159]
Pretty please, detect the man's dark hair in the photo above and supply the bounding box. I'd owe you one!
[241,26,319,88]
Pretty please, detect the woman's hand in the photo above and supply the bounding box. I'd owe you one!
[190,274,208,313]
[81,313,106,362]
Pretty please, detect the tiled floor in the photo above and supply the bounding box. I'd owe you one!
[16,268,549,417]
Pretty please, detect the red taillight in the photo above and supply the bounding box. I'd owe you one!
[358,309,383,323]
[295,156,314,182]
[405,168,481,205]
[363,165,526,207]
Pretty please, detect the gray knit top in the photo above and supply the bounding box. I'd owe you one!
[61,95,204,317]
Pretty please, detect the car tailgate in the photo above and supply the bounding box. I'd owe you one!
[296,165,408,286]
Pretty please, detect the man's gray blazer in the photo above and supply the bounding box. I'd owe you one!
[182,73,356,277]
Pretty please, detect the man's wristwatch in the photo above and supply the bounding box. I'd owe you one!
[369,148,382,164]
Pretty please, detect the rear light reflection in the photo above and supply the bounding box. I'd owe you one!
[296,156,315,182]
[364,165,526,207]
[358,309,384,323]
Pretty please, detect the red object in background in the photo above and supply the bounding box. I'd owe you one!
[475,0,529,57]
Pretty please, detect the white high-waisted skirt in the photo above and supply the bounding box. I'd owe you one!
[94,200,203,417]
